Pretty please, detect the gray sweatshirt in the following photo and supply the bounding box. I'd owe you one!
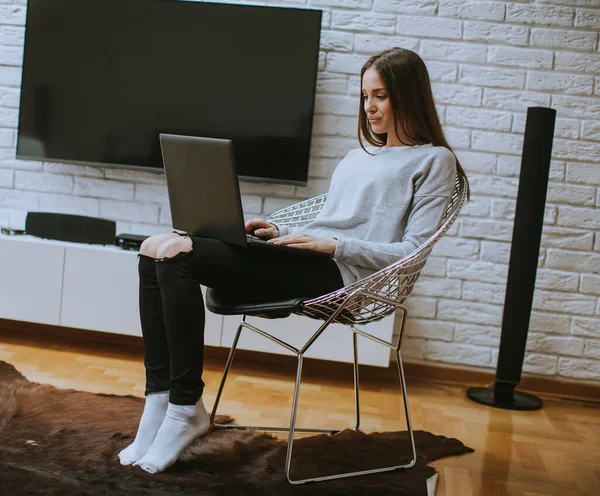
[274,143,457,286]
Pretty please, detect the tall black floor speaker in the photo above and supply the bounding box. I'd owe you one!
[467,106,556,411]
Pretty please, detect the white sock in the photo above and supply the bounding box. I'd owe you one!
[134,397,210,474]
[118,391,169,466]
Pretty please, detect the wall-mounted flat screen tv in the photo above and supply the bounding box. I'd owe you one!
[17,0,322,185]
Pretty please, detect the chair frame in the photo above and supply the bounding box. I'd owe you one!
[210,175,468,484]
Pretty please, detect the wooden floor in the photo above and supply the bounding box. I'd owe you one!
[1,330,599,496]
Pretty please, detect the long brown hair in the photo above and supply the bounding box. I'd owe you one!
[358,47,470,199]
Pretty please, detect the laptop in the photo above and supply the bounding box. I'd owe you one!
[159,134,332,258]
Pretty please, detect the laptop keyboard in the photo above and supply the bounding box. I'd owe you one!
[246,233,269,245]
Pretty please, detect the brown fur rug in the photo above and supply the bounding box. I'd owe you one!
[0,361,473,495]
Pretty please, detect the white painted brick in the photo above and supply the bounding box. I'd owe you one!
[458,65,524,90]
[557,206,600,230]
[461,218,513,242]
[405,296,437,318]
[527,71,593,96]
[513,114,579,140]
[552,95,600,119]
[0,128,13,148]
[309,0,370,9]
[331,11,396,34]
[596,77,600,97]
[444,126,471,149]
[0,86,19,108]
[133,183,169,204]
[538,0,600,7]
[0,6,25,25]
[548,183,596,207]
[0,26,24,46]
[506,4,575,27]
[596,233,600,252]
[15,171,73,194]
[320,30,354,52]
[373,0,437,15]
[491,199,556,224]
[582,120,600,141]
[129,223,171,236]
[531,28,597,52]
[74,177,135,201]
[400,336,427,360]
[314,95,357,117]
[553,138,600,163]
[40,193,99,217]
[581,275,600,296]
[336,117,359,138]
[310,136,356,158]
[430,83,482,106]
[455,151,496,175]
[100,200,159,224]
[405,318,454,341]
[463,21,528,46]
[438,299,503,325]
[426,341,492,366]
[426,61,458,83]
[555,51,600,74]
[263,197,295,216]
[446,106,512,132]
[104,168,165,184]
[158,204,171,225]
[396,15,461,39]
[571,317,600,338]
[354,34,419,54]
[327,53,366,75]
[239,181,295,197]
[432,236,480,259]
[489,46,553,70]
[527,332,584,357]
[0,169,12,188]
[575,8,600,28]
[547,249,600,274]
[412,276,461,298]
[483,89,551,112]
[462,281,505,305]
[457,197,492,220]
[421,41,487,64]
[530,311,571,334]
[497,155,564,181]
[447,259,507,284]
[43,162,105,178]
[0,108,18,127]
[480,241,510,264]
[316,73,347,94]
[454,323,500,347]
[439,0,504,20]
[584,339,600,359]
[312,115,338,136]
[0,158,42,172]
[241,195,262,215]
[347,75,361,96]
[318,51,326,71]
[0,66,20,87]
[422,256,446,277]
[535,268,579,292]
[558,357,600,380]
[0,45,22,66]
[533,289,596,315]
[321,9,331,27]
[523,354,558,376]
[308,157,337,178]
[294,178,332,198]
[566,163,600,186]
[469,174,518,198]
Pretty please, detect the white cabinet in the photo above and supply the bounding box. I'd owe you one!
[0,234,393,367]
[0,236,65,325]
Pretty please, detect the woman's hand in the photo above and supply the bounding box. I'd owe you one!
[268,233,338,255]
[245,218,279,239]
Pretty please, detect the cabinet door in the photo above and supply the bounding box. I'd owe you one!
[221,313,394,367]
[60,246,222,345]
[0,236,65,325]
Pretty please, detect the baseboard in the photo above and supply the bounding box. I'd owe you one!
[1,318,599,404]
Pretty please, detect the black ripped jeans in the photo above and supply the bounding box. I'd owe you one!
[139,235,345,405]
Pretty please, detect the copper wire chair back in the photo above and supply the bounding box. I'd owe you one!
[267,174,469,326]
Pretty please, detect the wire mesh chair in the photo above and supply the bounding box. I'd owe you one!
[206,174,468,484]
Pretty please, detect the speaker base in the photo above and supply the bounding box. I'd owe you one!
[466,386,543,411]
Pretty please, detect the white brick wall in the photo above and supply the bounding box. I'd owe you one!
[1,0,599,384]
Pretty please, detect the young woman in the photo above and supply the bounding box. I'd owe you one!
[118,47,469,474]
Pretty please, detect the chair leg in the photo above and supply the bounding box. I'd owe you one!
[352,329,360,431]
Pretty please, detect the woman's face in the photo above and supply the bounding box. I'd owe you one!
[362,67,399,146]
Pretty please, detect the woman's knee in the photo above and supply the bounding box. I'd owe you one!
[139,232,180,258]
[155,235,194,261]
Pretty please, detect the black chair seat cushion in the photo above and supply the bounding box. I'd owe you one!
[205,288,309,319]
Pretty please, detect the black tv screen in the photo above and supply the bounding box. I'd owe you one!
[17,0,322,185]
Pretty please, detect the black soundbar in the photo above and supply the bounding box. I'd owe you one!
[25,212,116,245]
